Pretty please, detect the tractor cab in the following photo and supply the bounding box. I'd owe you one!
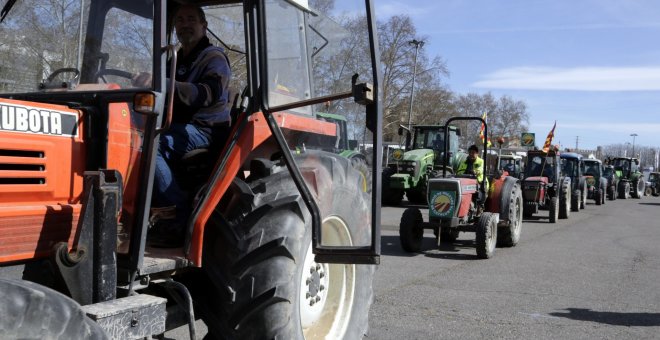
[522,149,568,222]
[498,154,524,179]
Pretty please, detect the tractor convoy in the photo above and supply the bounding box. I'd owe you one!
[396,134,656,259]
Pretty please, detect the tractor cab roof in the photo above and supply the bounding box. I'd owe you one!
[560,152,582,160]
[583,158,602,164]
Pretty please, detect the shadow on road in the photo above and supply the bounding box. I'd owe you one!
[550,308,660,326]
[380,235,479,260]
[380,235,419,257]
[639,202,660,206]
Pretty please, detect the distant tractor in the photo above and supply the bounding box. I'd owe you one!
[522,149,571,222]
[560,152,588,211]
[398,117,523,259]
[498,153,524,179]
[583,158,607,205]
[383,125,460,205]
[610,157,645,199]
[647,172,660,197]
[603,165,619,200]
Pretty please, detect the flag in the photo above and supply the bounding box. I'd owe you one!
[479,112,492,147]
[542,121,556,152]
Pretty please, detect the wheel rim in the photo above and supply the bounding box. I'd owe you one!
[300,216,355,339]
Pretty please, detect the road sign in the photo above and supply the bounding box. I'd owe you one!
[521,132,535,147]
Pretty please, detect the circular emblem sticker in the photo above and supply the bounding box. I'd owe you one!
[392,149,404,161]
[430,191,455,217]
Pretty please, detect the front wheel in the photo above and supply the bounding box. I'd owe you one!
[476,212,498,259]
[559,187,570,219]
[549,196,559,223]
[571,189,581,212]
[201,159,374,339]
[399,208,424,252]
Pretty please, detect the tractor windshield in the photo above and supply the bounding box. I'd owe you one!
[0,0,153,93]
[413,127,445,150]
[526,155,555,178]
[499,158,520,174]
[584,161,600,177]
[611,158,631,172]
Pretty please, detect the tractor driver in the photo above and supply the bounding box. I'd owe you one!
[457,144,484,182]
[149,4,232,247]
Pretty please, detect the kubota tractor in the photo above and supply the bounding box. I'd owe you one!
[522,149,570,222]
[398,117,523,259]
[0,1,382,339]
[583,158,607,205]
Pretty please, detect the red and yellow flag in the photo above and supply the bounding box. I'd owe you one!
[479,112,492,147]
[542,121,556,152]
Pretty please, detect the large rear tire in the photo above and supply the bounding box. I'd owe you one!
[476,212,497,259]
[497,182,523,247]
[0,279,107,339]
[399,208,424,252]
[200,155,374,340]
[633,180,645,199]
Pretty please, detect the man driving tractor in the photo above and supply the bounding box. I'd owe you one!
[457,144,484,181]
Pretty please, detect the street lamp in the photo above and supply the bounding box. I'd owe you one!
[406,39,424,133]
[630,133,638,157]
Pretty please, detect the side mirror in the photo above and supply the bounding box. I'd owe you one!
[405,132,411,150]
[455,128,462,136]
[348,140,358,150]
[397,126,403,136]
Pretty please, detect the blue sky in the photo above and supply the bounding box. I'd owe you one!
[375,0,660,150]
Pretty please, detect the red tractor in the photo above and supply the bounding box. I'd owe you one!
[0,1,381,339]
[522,149,570,222]
[398,117,524,259]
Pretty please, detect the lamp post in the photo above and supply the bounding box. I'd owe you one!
[630,133,638,157]
[407,39,424,132]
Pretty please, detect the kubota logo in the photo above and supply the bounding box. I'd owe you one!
[430,191,455,217]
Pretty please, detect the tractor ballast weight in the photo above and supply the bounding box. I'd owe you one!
[398,117,523,259]
[383,124,460,205]
[583,158,607,205]
[0,1,382,339]
[609,157,645,199]
[522,149,569,222]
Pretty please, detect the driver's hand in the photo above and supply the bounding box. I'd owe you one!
[132,72,152,87]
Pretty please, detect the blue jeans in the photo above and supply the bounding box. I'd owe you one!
[153,123,212,226]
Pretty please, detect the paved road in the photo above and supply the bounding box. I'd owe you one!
[369,197,660,339]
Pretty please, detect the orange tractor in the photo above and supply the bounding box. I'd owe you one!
[399,117,523,259]
[0,0,381,339]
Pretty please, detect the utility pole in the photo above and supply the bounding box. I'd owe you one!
[575,136,579,151]
[407,39,424,132]
[630,133,638,157]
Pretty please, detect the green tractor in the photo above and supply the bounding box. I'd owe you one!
[610,157,645,199]
[315,111,364,161]
[382,125,460,205]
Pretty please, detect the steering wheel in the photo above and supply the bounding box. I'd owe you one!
[95,68,134,84]
[40,68,80,89]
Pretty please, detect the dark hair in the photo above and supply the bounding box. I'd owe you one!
[468,144,479,152]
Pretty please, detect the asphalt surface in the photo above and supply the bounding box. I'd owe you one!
[369,196,660,339]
